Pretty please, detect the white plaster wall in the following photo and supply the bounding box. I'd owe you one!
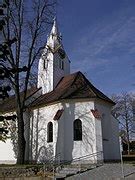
[63,101,103,163]
[110,115,121,160]
[37,51,54,94]
[95,118,103,161]
[95,100,120,160]
[31,100,103,163]
[53,66,64,88]
[0,112,16,163]
[31,103,65,162]
[63,101,96,162]
[63,55,70,75]
[53,52,70,88]
[0,139,16,163]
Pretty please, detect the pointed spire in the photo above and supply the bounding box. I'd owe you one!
[47,17,61,50]
[50,17,59,36]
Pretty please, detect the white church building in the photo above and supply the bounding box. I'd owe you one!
[1,20,120,163]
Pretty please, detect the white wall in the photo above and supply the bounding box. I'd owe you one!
[110,115,121,160]
[95,118,103,161]
[63,101,96,162]
[0,98,119,164]
[53,52,70,89]
[0,112,16,163]
[31,103,64,161]
[30,99,103,163]
[37,51,54,94]
[95,100,120,160]
[0,139,16,163]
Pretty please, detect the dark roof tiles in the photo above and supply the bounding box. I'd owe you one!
[0,87,39,113]
[31,71,114,108]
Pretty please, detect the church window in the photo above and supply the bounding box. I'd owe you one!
[61,61,64,70]
[54,59,58,68]
[47,122,53,142]
[42,52,48,70]
[59,59,64,70]
[59,59,61,69]
[74,119,82,141]
[43,59,48,69]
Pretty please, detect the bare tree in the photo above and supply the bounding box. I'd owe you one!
[1,0,57,164]
[111,92,135,155]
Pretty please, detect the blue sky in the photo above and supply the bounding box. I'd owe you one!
[57,0,135,96]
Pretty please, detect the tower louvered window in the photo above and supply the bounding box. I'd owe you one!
[61,60,64,70]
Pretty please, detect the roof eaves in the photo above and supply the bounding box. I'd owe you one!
[25,87,42,101]
[80,73,115,105]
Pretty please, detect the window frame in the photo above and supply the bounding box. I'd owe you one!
[58,57,64,70]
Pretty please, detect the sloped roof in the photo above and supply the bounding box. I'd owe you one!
[0,87,40,113]
[0,71,115,113]
[30,71,115,108]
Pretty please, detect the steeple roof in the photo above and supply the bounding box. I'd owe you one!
[46,18,61,50]
[50,18,59,36]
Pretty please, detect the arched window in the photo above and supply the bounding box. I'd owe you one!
[74,119,82,141]
[47,122,53,142]
[43,59,47,69]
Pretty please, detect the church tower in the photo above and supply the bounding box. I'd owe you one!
[37,19,70,94]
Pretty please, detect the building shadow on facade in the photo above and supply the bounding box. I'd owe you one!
[55,102,75,163]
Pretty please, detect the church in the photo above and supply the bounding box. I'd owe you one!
[1,20,120,163]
